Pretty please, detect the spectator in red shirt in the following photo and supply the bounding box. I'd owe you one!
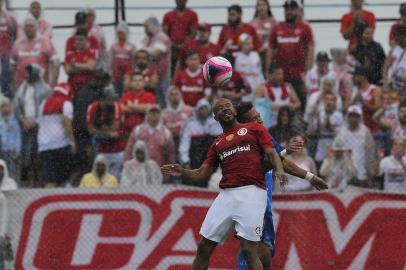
[172,50,210,107]
[389,3,406,48]
[86,86,126,179]
[218,4,262,59]
[177,23,220,71]
[64,29,97,96]
[11,15,59,90]
[123,49,159,93]
[65,12,99,61]
[109,22,135,96]
[121,73,156,134]
[340,0,376,50]
[0,0,17,98]
[269,0,314,107]
[162,0,198,76]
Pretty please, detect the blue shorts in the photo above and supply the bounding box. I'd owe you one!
[237,171,275,269]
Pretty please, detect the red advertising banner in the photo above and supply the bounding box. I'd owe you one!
[4,186,406,269]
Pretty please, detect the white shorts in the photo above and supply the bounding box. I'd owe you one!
[200,185,267,243]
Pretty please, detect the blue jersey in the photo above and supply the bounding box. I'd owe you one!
[237,137,283,269]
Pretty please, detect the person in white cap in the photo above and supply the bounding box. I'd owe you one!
[335,105,377,187]
[319,135,358,189]
[37,83,75,188]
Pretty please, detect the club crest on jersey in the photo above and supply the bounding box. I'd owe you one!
[237,128,247,136]
[226,134,234,141]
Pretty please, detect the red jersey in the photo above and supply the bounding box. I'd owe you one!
[218,23,262,53]
[172,69,208,107]
[65,48,97,95]
[121,90,156,134]
[204,122,274,189]
[340,10,376,50]
[162,8,198,45]
[109,41,135,83]
[178,39,221,68]
[270,21,314,81]
[86,101,127,153]
[65,35,99,59]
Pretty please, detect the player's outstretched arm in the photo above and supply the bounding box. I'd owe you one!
[282,159,328,190]
[161,164,214,182]
[265,147,288,186]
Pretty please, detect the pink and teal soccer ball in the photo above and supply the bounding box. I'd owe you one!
[202,56,233,87]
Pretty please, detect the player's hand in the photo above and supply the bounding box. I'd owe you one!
[287,137,304,154]
[275,172,288,188]
[161,164,183,177]
[310,175,328,190]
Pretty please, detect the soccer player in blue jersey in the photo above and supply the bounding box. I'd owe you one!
[236,102,328,270]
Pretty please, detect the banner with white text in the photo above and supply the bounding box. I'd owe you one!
[3,186,406,270]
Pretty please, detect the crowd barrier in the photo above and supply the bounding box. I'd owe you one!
[1,185,405,269]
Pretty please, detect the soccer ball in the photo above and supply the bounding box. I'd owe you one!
[202,56,233,87]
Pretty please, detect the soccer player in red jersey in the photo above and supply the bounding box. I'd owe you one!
[162,98,287,270]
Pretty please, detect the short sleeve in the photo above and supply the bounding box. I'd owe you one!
[253,123,274,149]
[63,101,73,119]
[162,12,171,28]
[272,137,284,153]
[189,10,198,29]
[340,14,351,34]
[389,24,397,44]
[203,142,219,168]
[304,24,314,45]
[269,26,278,49]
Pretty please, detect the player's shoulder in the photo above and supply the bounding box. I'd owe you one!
[238,122,266,133]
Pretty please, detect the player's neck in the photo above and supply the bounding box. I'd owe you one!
[221,120,237,131]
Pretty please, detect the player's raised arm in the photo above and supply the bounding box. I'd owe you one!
[161,164,215,182]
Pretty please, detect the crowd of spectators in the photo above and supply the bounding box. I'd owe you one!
[0,0,405,193]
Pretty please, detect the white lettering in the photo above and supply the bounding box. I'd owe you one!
[277,37,300,44]
[219,144,251,160]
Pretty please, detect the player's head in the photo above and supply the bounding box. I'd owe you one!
[351,0,364,10]
[316,51,331,74]
[352,66,369,86]
[23,15,38,39]
[236,102,263,125]
[185,50,200,71]
[228,5,242,26]
[213,98,237,126]
[254,0,273,18]
[116,21,129,41]
[197,23,211,43]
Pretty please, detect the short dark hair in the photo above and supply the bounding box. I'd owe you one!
[399,99,406,109]
[228,4,242,14]
[75,28,88,37]
[236,102,253,123]
[185,49,199,59]
[268,62,282,73]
